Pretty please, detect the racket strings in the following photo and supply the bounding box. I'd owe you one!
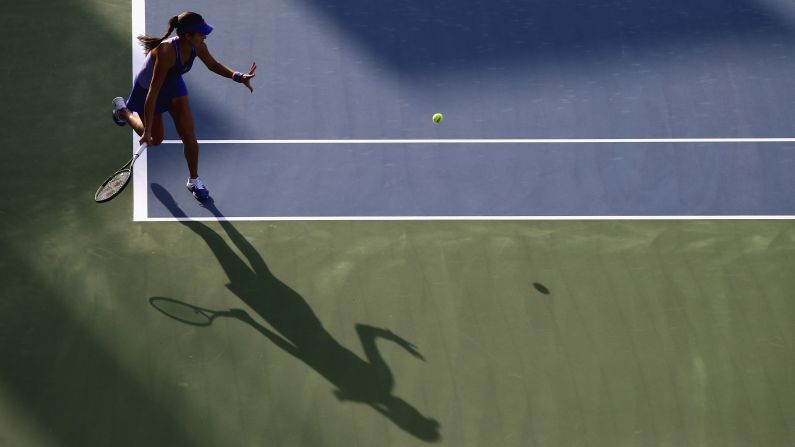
[95,170,131,202]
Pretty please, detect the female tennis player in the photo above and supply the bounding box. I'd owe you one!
[111,11,255,200]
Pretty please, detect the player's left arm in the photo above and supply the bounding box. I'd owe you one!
[196,42,256,92]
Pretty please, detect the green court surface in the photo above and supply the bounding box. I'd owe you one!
[1,1,794,446]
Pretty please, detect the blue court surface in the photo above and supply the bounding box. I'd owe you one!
[134,0,795,219]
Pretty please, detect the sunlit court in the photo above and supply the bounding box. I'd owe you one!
[1,0,794,445]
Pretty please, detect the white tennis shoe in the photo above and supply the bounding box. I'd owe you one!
[186,177,210,200]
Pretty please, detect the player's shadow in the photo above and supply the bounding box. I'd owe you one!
[150,183,441,442]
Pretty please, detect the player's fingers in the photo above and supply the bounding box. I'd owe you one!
[249,62,257,74]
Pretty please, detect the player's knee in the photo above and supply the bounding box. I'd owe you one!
[151,130,164,146]
[177,126,196,142]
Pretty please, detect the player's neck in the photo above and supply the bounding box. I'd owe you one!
[178,37,192,52]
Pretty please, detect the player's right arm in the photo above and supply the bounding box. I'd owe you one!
[141,43,175,145]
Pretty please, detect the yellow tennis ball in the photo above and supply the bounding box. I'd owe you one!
[433,113,444,123]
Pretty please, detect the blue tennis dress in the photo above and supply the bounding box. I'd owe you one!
[125,36,196,114]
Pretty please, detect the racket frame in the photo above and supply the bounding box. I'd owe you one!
[149,297,222,326]
[94,143,148,203]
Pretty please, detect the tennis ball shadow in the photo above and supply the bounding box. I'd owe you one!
[533,282,550,295]
[150,184,441,442]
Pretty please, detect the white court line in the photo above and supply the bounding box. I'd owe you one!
[131,0,147,221]
[142,215,795,222]
[161,138,795,144]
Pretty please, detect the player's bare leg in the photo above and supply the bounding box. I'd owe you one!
[170,95,208,199]
[113,97,164,144]
[170,96,199,178]
[118,108,164,145]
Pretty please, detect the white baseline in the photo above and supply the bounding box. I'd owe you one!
[161,138,795,144]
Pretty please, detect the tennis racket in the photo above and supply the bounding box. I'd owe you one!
[149,296,235,326]
[94,143,148,203]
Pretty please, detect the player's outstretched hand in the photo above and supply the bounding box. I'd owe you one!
[242,62,256,93]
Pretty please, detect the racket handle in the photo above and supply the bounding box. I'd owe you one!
[131,142,148,164]
[135,142,148,157]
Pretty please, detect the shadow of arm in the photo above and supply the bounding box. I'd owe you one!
[230,308,300,358]
[356,324,425,361]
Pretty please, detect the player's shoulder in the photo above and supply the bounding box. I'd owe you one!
[194,41,209,55]
[151,39,176,61]
[153,39,175,54]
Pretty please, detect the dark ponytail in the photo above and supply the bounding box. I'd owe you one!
[137,15,178,55]
[137,12,204,55]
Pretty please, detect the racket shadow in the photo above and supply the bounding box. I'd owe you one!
[150,184,441,441]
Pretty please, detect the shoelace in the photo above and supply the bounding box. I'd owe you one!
[192,178,206,190]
